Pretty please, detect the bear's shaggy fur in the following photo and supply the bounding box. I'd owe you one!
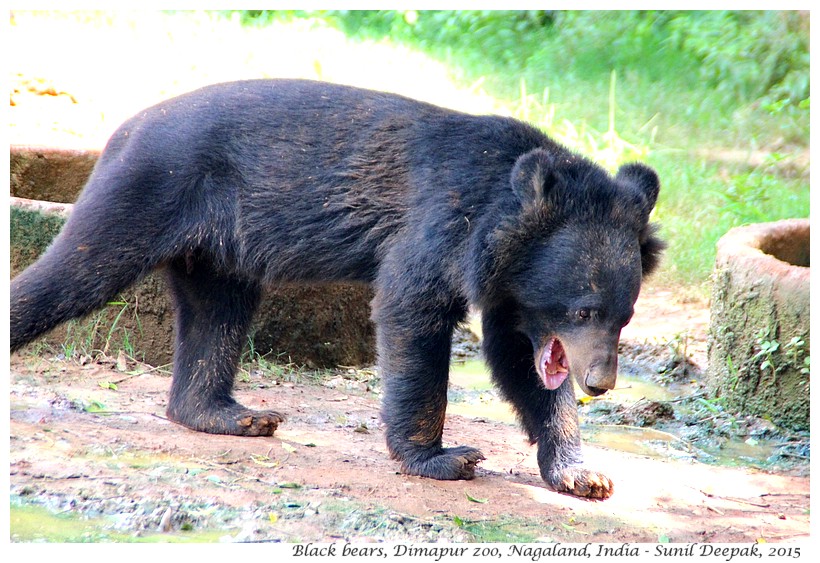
[11,80,663,498]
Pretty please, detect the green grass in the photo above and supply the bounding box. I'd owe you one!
[10,497,226,543]
[453,516,541,542]
[649,155,809,287]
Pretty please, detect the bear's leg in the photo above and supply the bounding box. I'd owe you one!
[375,291,483,480]
[164,255,284,436]
[482,306,613,499]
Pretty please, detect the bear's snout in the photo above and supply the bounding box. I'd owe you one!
[558,329,620,397]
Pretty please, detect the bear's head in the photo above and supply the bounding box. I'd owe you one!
[469,148,665,396]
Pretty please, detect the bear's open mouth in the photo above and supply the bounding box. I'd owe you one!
[536,337,569,390]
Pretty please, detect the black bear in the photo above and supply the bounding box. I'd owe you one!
[10,79,663,499]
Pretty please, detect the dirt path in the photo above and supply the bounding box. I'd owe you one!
[9,287,811,543]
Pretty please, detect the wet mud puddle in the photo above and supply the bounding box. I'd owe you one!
[447,354,807,473]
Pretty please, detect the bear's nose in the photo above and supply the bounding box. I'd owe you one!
[584,385,609,397]
[584,357,618,392]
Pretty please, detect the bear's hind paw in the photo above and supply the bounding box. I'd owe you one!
[168,404,285,437]
[402,445,485,480]
[234,409,285,436]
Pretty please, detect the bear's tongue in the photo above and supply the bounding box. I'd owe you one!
[538,337,569,390]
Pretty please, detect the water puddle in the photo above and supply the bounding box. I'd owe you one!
[446,358,794,470]
[447,359,516,424]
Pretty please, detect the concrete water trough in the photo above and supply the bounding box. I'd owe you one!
[707,219,810,431]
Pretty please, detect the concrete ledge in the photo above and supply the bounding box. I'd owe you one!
[11,146,100,203]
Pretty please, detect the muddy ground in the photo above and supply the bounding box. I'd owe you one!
[9,288,811,543]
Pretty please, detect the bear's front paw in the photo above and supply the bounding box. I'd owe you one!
[401,445,486,480]
[546,467,613,499]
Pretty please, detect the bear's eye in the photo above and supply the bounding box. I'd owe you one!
[577,307,592,320]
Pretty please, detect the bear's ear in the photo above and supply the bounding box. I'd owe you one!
[615,162,660,211]
[639,223,666,277]
[616,163,665,277]
[510,149,557,206]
